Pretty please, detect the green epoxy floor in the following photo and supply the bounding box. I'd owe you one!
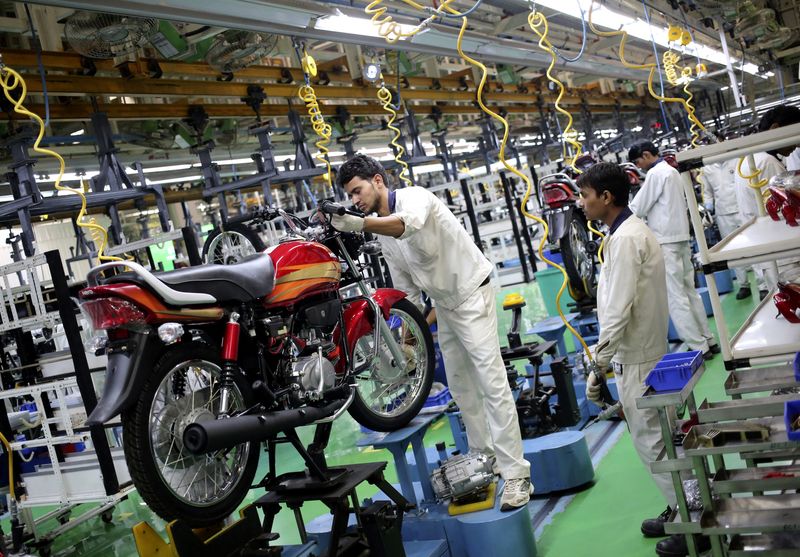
[3,276,762,557]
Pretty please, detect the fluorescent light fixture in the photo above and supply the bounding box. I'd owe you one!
[534,0,765,76]
[315,13,416,39]
[69,128,85,136]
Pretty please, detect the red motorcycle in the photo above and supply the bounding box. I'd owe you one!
[79,202,434,525]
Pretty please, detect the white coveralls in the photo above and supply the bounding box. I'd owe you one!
[700,160,753,287]
[735,152,800,290]
[786,148,800,172]
[378,186,530,480]
[631,160,715,353]
[595,214,673,505]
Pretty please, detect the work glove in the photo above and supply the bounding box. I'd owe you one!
[585,360,611,405]
[330,213,365,233]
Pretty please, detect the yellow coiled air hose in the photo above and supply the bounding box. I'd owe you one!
[0,63,119,262]
[528,11,605,267]
[453,14,594,363]
[736,156,771,205]
[587,3,706,140]
[376,82,413,187]
[297,51,333,191]
[662,50,702,147]
[365,0,441,44]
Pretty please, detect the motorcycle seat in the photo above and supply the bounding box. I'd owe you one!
[107,254,274,304]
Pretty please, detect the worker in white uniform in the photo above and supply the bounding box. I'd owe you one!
[628,141,719,359]
[580,163,710,557]
[734,106,800,296]
[700,157,754,299]
[331,154,532,511]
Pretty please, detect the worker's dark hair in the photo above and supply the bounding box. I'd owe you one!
[627,140,659,162]
[337,154,389,189]
[576,162,630,208]
[758,105,800,132]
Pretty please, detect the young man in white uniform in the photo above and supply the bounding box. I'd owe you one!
[580,163,709,557]
[734,106,800,295]
[700,157,754,299]
[331,154,532,511]
[629,141,719,359]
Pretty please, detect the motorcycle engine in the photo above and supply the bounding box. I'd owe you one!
[289,350,336,400]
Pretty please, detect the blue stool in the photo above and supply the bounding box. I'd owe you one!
[357,413,442,506]
[570,312,600,349]
[526,313,578,357]
[697,287,714,316]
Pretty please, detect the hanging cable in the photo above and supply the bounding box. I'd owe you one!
[0,431,14,499]
[736,156,770,204]
[295,45,333,194]
[0,62,120,262]
[377,82,414,188]
[552,0,587,63]
[451,12,594,362]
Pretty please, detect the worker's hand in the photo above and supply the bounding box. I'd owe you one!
[586,366,607,404]
[330,213,365,233]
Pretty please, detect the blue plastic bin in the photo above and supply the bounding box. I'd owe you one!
[645,351,703,392]
[784,400,800,442]
[423,387,452,409]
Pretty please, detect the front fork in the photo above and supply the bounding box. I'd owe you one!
[336,237,407,370]
[219,312,241,416]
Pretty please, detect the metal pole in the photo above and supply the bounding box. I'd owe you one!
[44,250,119,496]
[459,178,482,250]
[500,172,531,283]
[718,28,744,109]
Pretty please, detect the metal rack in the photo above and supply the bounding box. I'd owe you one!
[651,122,800,556]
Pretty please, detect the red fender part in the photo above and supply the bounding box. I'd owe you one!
[766,187,787,221]
[342,288,408,357]
[774,286,800,324]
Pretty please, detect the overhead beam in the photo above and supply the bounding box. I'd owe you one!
[25,100,656,122]
[20,73,649,107]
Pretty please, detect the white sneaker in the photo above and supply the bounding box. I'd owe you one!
[500,477,533,511]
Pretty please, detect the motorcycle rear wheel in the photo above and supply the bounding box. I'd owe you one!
[348,298,435,432]
[122,343,260,526]
[560,210,598,301]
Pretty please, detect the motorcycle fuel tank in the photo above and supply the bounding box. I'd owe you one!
[263,240,342,307]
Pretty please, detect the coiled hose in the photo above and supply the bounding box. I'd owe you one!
[736,156,770,205]
[0,63,120,262]
[377,84,413,187]
[297,51,332,195]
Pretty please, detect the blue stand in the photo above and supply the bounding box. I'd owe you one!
[356,413,441,506]
[698,287,714,316]
[527,313,578,358]
[523,431,594,494]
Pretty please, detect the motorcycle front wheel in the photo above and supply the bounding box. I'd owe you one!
[348,298,435,431]
[202,223,265,265]
[121,343,260,526]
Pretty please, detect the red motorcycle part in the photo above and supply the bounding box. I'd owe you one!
[782,188,800,226]
[79,283,224,326]
[262,240,342,308]
[541,183,576,209]
[221,320,241,361]
[774,282,800,324]
[766,187,788,222]
[342,288,408,358]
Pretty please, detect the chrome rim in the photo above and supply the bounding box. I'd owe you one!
[149,360,251,507]
[352,307,428,418]
[206,231,258,264]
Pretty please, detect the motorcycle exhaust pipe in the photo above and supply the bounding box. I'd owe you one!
[182,399,346,454]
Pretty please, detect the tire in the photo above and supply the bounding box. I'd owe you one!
[202,223,265,265]
[122,343,260,526]
[559,209,598,301]
[348,298,435,432]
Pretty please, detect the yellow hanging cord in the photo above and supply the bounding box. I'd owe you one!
[662,50,702,147]
[376,81,413,187]
[587,3,706,139]
[365,0,439,44]
[0,64,120,262]
[297,53,333,191]
[527,11,604,267]
[0,431,15,500]
[453,14,593,362]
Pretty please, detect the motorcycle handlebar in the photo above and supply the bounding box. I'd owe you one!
[319,200,363,217]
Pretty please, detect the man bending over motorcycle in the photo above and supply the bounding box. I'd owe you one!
[330,154,532,511]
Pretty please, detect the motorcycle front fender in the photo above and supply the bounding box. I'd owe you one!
[342,288,407,357]
[86,333,158,426]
